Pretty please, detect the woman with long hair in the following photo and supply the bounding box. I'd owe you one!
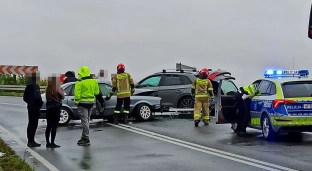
[45,76,64,148]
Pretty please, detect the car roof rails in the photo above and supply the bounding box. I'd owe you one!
[162,69,197,73]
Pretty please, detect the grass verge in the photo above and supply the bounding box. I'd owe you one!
[0,137,34,171]
[0,92,23,97]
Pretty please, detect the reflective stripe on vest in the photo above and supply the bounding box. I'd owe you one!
[116,73,131,95]
[195,79,208,97]
[243,84,255,95]
[76,96,95,102]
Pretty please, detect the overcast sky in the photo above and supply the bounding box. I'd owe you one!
[1,0,312,85]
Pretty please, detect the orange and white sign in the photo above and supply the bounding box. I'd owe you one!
[0,65,38,75]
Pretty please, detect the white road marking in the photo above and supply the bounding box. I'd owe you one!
[0,124,59,171]
[108,123,298,171]
[0,102,26,106]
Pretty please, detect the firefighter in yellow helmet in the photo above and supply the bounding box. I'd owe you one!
[105,63,135,125]
[191,68,214,127]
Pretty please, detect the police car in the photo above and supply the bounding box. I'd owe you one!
[215,69,312,141]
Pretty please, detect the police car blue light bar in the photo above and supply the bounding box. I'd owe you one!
[264,69,309,78]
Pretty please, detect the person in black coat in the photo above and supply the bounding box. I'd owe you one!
[63,71,77,84]
[235,87,252,137]
[23,71,43,147]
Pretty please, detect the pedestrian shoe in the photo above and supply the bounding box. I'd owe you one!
[78,139,91,146]
[50,144,61,148]
[204,122,209,125]
[46,143,51,148]
[114,114,119,125]
[27,142,41,147]
[124,115,128,124]
[194,120,200,127]
[77,138,84,145]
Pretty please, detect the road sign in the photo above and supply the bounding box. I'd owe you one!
[0,65,38,75]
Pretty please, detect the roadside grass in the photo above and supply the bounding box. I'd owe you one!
[0,137,34,171]
[0,91,23,97]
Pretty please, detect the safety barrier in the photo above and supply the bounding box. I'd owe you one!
[0,85,46,91]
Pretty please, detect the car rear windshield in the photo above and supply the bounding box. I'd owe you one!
[282,81,312,98]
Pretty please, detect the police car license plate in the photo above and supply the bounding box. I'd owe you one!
[303,104,312,109]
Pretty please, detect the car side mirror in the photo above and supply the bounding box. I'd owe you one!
[308,4,312,39]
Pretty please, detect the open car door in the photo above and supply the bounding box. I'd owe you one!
[208,70,239,124]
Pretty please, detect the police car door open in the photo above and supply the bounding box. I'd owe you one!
[215,79,240,124]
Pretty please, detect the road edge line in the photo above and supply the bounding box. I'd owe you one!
[0,124,59,171]
[107,123,283,171]
[116,123,297,171]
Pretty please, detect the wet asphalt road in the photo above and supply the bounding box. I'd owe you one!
[0,97,312,171]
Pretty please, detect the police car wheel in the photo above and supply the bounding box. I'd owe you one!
[231,123,238,132]
[135,104,152,121]
[58,107,72,126]
[262,115,276,141]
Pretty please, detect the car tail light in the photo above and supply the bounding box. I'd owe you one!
[272,99,296,108]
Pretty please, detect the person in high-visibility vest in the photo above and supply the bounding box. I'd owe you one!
[74,66,103,146]
[235,84,260,136]
[105,63,135,125]
[191,68,214,127]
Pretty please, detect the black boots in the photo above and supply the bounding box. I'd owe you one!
[27,142,41,147]
[124,115,128,124]
[114,114,119,125]
[114,114,128,125]
[194,120,200,127]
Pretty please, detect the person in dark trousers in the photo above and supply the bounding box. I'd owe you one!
[45,76,65,148]
[235,84,260,137]
[235,87,251,137]
[105,63,135,125]
[63,71,77,84]
[23,71,43,147]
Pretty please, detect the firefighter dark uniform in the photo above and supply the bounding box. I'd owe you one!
[191,68,214,127]
[105,63,135,125]
[235,84,260,136]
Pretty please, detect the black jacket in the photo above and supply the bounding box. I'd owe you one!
[64,71,77,84]
[235,88,251,114]
[23,83,43,110]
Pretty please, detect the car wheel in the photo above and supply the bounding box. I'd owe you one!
[231,123,238,132]
[58,107,72,126]
[135,104,152,121]
[261,115,276,141]
[178,96,194,108]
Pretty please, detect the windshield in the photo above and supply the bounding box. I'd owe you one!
[282,81,312,98]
